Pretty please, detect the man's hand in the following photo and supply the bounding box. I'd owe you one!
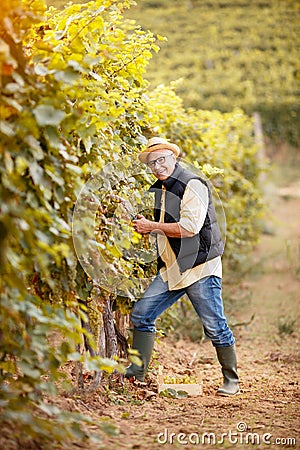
[132,215,194,238]
[132,215,154,235]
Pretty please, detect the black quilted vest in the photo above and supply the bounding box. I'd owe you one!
[149,163,224,274]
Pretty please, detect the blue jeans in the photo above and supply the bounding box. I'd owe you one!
[130,273,235,348]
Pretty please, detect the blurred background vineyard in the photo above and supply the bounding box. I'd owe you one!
[50,0,300,146]
[124,0,300,147]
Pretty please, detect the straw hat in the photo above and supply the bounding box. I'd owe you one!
[138,137,180,163]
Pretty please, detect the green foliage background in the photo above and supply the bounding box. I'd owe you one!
[125,0,300,146]
[1,0,264,446]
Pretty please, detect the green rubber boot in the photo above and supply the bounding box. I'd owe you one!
[216,344,240,396]
[125,330,155,382]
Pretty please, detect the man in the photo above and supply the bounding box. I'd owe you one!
[125,137,239,396]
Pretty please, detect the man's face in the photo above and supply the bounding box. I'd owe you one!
[147,149,176,180]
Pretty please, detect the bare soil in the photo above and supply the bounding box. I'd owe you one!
[58,168,300,450]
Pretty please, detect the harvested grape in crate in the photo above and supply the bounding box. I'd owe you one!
[158,365,203,396]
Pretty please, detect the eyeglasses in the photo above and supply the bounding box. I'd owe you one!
[147,154,174,169]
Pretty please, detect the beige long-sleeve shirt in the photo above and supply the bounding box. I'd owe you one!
[157,179,222,290]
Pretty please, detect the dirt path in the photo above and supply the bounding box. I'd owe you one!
[62,167,299,450]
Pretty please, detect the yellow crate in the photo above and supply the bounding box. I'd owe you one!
[158,366,202,396]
